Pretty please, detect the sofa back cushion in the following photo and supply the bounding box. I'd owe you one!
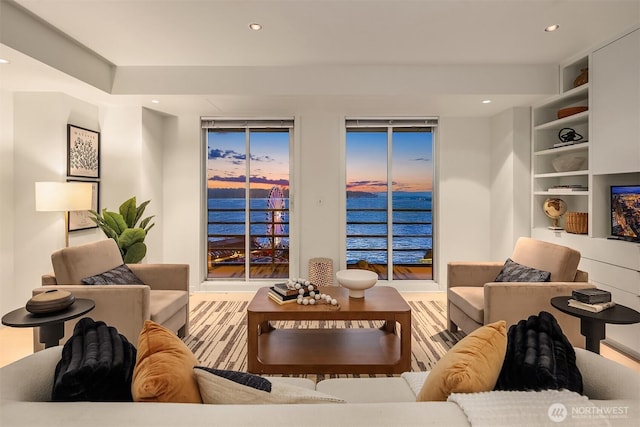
[511,237,580,282]
[52,239,124,284]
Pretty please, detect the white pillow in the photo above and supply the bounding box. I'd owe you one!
[194,367,345,404]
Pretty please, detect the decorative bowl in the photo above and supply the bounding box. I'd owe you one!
[557,106,588,119]
[336,269,378,298]
[552,154,586,172]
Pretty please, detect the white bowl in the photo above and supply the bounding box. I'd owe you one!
[552,154,586,172]
[335,269,378,298]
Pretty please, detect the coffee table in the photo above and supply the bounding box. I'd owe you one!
[551,296,640,354]
[247,286,411,374]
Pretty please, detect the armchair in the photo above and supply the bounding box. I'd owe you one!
[447,237,594,348]
[34,239,189,350]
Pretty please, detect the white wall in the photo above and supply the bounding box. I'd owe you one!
[436,117,492,285]
[489,107,531,260]
[0,90,16,311]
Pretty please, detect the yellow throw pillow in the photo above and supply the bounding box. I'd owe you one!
[416,320,507,402]
[132,320,202,403]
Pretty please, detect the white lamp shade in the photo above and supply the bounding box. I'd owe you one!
[35,182,93,211]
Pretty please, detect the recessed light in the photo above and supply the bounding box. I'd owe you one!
[545,24,560,32]
[249,23,262,31]
[481,99,492,104]
[0,58,9,64]
[151,99,160,104]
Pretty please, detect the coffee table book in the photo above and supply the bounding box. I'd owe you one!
[568,299,616,313]
[572,289,611,304]
[268,288,300,304]
[271,283,301,298]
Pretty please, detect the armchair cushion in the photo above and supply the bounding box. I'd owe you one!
[81,264,144,285]
[448,287,484,324]
[494,258,550,283]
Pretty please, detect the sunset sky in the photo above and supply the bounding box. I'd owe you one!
[346,130,433,193]
[207,129,433,193]
[207,130,290,190]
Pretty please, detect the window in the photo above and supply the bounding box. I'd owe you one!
[203,119,293,280]
[345,118,436,280]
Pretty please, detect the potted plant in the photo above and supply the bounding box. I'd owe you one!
[89,197,155,263]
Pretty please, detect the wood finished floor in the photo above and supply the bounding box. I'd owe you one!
[1,291,638,372]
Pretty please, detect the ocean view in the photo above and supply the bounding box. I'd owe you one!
[207,191,432,265]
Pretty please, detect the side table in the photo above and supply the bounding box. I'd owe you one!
[2,298,95,348]
[550,296,640,354]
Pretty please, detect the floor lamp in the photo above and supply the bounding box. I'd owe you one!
[35,182,93,247]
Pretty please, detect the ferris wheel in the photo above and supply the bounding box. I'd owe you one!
[266,186,286,247]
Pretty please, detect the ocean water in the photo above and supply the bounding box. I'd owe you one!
[207,191,432,264]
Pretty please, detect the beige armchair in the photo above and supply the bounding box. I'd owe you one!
[447,237,594,348]
[34,239,189,350]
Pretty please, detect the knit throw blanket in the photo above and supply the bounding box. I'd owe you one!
[448,390,611,427]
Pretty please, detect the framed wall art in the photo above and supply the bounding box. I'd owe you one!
[67,180,100,232]
[67,124,100,178]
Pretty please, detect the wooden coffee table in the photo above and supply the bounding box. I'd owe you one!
[247,286,411,374]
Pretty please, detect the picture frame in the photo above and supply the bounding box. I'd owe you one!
[67,124,100,178]
[67,180,99,232]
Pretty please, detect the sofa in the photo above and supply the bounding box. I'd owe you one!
[1,344,638,426]
[34,239,189,350]
[447,237,594,348]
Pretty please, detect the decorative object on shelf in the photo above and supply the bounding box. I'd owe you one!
[543,198,567,230]
[336,269,378,298]
[557,106,588,119]
[557,128,584,143]
[26,290,75,314]
[573,68,588,88]
[67,124,100,178]
[551,153,586,172]
[565,212,588,234]
[88,196,155,263]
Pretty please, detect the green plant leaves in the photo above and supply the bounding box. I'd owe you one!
[119,228,146,249]
[89,197,154,263]
[124,242,147,264]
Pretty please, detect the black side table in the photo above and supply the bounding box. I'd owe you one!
[2,298,95,348]
[551,296,640,354]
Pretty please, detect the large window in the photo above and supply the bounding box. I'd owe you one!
[346,118,435,280]
[203,119,292,280]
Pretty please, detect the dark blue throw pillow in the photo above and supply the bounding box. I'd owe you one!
[81,264,144,285]
[494,258,551,282]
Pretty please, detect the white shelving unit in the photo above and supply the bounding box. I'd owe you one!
[531,56,590,234]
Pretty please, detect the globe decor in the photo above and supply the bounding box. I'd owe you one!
[89,197,155,263]
[543,198,567,230]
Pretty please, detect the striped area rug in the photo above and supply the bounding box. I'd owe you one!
[184,299,465,382]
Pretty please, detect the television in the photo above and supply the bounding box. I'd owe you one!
[610,185,640,243]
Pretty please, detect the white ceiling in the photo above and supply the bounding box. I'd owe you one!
[1,0,639,116]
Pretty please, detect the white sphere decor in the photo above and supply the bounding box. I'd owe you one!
[335,269,378,298]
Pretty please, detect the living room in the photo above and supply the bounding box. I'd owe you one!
[1,1,640,424]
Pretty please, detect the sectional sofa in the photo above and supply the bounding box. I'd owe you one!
[1,344,638,427]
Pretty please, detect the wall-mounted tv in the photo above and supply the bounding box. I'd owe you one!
[610,185,640,243]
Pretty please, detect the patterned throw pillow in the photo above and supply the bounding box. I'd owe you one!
[494,258,551,282]
[81,264,144,285]
[194,367,345,404]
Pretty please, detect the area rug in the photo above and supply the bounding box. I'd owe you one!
[184,299,465,382]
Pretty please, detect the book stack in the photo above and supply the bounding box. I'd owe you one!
[568,289,614,313]
[268,281,314,305]
[553,140,587,149]
[548,185,588,193]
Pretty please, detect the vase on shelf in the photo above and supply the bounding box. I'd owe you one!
[573,68,588,88]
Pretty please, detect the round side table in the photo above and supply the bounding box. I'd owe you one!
[2,298,95,348]
[551,296,640,354]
